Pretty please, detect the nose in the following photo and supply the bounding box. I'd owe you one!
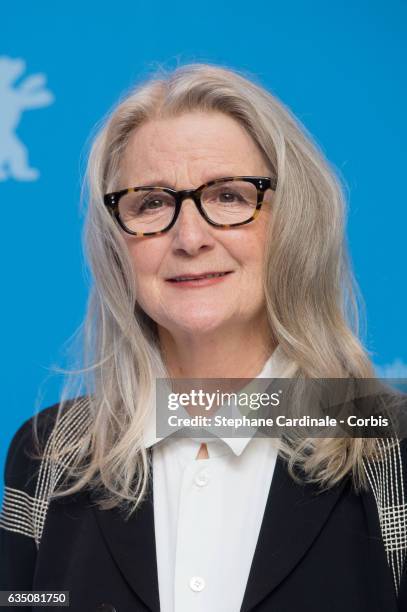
[170,197,215,256]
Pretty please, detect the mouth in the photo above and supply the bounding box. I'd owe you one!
[166,271,233,283]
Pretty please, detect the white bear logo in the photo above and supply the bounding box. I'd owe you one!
[0,56,54,182]
[376,359,407,378]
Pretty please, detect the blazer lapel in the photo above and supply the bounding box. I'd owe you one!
[91,451,160,612]
[240,453,349,612]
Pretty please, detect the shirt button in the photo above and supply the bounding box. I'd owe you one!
[190,576,206,592]
[194,470,210,487]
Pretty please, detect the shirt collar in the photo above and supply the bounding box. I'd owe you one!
[142,344,288,456]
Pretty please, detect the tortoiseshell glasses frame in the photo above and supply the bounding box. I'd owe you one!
[103,175,277,237]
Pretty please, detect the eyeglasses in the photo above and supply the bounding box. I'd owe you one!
[103,175,277,236]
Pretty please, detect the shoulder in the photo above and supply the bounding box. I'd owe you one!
[3,398,90,488]
[362,436,407,597]
[1,397,91,544]
[3,402,61,493]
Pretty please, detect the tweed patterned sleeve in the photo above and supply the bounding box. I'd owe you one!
[397,438,407,609]
[363,436,407,599]
[0,405,59,590]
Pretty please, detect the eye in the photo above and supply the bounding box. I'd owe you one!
[204,187,247,205]
[217,190,245,203]
[140,197,166,211]
[132,191,175,215]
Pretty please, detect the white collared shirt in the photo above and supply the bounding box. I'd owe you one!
[143,346,287,612]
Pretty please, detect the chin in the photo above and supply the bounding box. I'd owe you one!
[164,311,231,336]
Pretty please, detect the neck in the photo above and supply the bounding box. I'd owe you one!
[158,316,276,379]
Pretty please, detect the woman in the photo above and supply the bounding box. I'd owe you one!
[1,64,406,612]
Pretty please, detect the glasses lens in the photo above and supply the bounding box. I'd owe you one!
[201,180,258,224]
[118,189,176,233]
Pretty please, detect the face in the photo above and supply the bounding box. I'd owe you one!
[119,111,273,340]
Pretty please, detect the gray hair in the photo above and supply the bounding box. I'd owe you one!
[35,63,378,516]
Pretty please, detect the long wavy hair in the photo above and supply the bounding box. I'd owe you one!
[34,63,379,515]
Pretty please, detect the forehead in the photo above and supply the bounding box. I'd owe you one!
[119,111,269,187]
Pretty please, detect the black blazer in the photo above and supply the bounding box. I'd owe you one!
[1,400,407,612]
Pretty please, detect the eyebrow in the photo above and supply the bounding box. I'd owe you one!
[134,172,240,189]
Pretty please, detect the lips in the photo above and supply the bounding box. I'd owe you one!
[167,271,232,282]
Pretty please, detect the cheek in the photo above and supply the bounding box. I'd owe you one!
[237,230,268,273]
[124,242,167,305]
[126,241,163,279]
[237,231,269,302]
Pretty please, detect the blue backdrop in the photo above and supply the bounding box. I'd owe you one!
[1,0,406,499]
